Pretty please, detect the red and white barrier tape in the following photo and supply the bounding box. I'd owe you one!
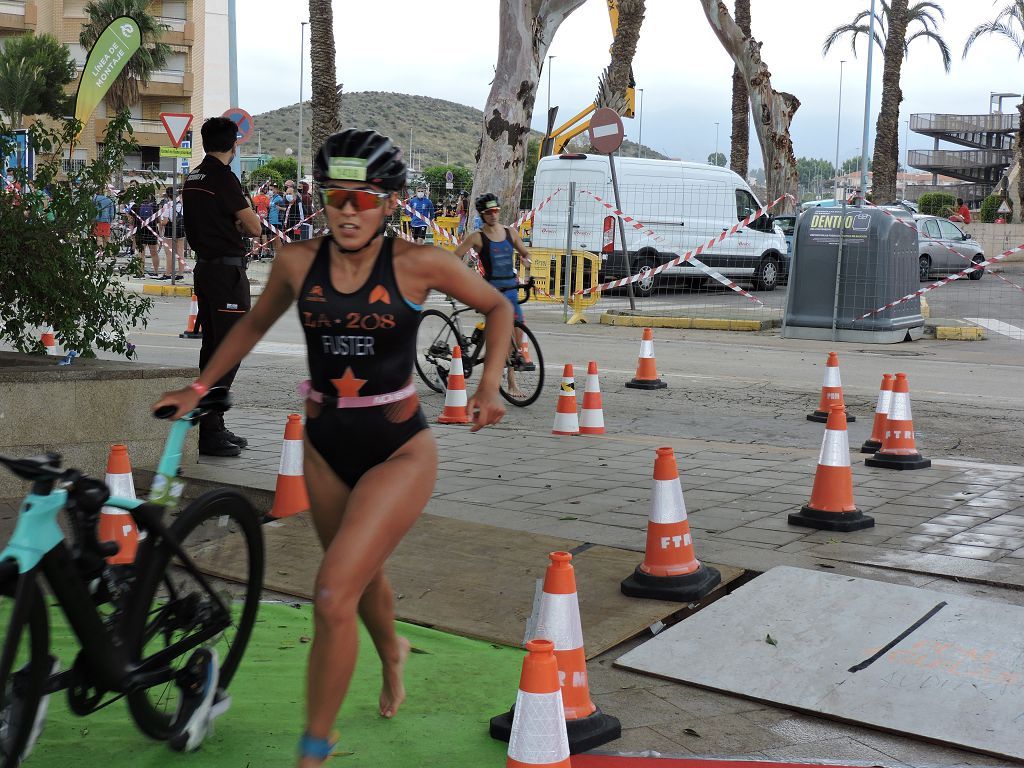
[400,201,454,245]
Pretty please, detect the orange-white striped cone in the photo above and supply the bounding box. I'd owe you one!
[578,362,605,435]
[790,404,875,531]
[807,351,855,423]
[179,293,202,339]
[438,345,470,424]
[860,373,894,454]
[621,447,721,601]
[505,639,571,768]
[865,372,931,470]
[551,364,580,436]
[625,328,667,390]
[491,552,620,753]
[520,339,537,372]
[268,414,311,519]
[40,326,57,356]
[98,444,140,564]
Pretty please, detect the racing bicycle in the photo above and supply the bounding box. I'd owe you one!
[0,388,264,765]
[415,280,545,407]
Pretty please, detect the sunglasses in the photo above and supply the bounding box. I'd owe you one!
[483,207,501,214]
[319,188,390,211]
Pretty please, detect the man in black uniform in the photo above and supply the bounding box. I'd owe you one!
[183,117,262,456]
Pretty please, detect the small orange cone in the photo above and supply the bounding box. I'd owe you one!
[179,293,202,339]
[621,447,721,601]
[520,339,536,372]
[504,639,571,768]
[865,373,931,470]
[860,374,894,453]
[491,552,620,753]
[551,364,580,435]
[625,328,667,390]
[790,404,874,531]
[40,326,57,355]
[807,351,855,423]
[268,414,311,519]
[579,362,605,435]
[438,346,470,424]
[98,444,140,564]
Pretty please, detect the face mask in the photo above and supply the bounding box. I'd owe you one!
[417,192,425,198]
[286,194,295,202]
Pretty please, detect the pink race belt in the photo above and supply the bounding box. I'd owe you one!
[298,379,417,409]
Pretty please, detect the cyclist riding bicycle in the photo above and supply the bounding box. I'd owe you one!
[454,193,533,397]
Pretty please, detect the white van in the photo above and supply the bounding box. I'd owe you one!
[529,154,789,294]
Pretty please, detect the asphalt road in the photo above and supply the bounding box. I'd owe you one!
[119,294,1024,466]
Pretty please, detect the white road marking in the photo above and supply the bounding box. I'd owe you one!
[964,318,1024,340]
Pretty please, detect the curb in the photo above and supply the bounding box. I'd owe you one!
[600,311,776,332]
[923,318,986,341]
[123,280,265,297]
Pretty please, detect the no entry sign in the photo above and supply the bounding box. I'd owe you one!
[589,108,625,154]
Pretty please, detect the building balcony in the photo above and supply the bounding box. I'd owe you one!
[140,71,193,98]
[910,113,1017,151]
[155,16,194,46]
[93,117,180,147]
[0,0,36,31]
[908,149,1012,184]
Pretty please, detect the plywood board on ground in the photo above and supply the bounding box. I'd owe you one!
[616,566,1024,762]
[574,756,872,768]
[195,512,742,657]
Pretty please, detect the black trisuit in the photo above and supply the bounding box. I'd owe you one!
[298,236,428,487]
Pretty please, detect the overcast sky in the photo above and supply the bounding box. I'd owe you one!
[238,1,1023,169]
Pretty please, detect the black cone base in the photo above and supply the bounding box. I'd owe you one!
[626,378,667,390]
[620,562,721,602]
[789,505,875,531]
[860,439,882,454]
[179,331,202,339]
[865,452,931,470]
[490,705,621,754]
[808,410,855,423]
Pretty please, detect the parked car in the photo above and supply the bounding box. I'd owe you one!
[914,215,984,281]
[773,215,795,253]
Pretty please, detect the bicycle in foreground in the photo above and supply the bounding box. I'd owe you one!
[415,280,545,407]
[0,388,264,765]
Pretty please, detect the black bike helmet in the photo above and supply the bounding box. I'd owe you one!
[313,129,406,191]
[475,192,500,213]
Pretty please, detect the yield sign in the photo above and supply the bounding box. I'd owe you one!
[160,112,193,148]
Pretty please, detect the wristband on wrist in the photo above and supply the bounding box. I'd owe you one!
[189,381,208,396]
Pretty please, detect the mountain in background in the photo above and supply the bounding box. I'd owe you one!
[250,91,665,169]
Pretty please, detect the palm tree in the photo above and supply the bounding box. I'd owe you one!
[308,0,342,164]
[79,0,169,113]
[594,0,645,115]
[729,0,751,179]
[963,1,1024,216]
[823,2,950,203]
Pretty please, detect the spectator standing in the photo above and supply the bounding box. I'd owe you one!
[252,185,271,257]
[268,183,285,252]
[456,190,469,238]
[182,117,263,456]
[284,183,301,239]
[136,193,161,277]
[92,186,116,247]
[407,185,435,243]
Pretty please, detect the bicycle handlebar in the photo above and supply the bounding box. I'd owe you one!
[153,386,233,421]
[515,277,536,305]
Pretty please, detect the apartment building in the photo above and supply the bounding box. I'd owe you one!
[0,0,230,176]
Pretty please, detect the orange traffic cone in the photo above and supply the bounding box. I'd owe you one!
[579,362,605,435]
[860,374,894,454]
[520,339,536,372]
[625,328,667,390]
[621,447,721,601]
[268,414,311,520]
[807,351,855,423]
[179,293,202,339]
[491,552,620,753]
[865,373,931,470]
[438,346,470,424]
[551,364,580,435]
[98,444,140,564]
[790,404,874,531]
[504,639,571,768]
[40,326,57,355]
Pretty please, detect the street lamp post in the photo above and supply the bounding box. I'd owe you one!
[296,21,307,183]
[833,60,845,200]
[546,55,556,115]
[714,122,719,165]
[637,88,644,157]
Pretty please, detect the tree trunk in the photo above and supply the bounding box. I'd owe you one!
[729,0,750,179]
[870,0,908,204]
[471,0,587,215]
[596,0,645,112]
[308,0,342,165]
[698,0,799,212]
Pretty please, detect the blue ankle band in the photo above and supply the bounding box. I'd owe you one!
[298,732,336,760]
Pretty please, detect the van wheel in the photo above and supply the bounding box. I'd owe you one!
[635,259,657,298]
[919,255,931,282]
[969,255,984,280]
[753,256,779,291]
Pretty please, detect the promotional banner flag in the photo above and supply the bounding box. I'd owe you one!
[73,16,142,131]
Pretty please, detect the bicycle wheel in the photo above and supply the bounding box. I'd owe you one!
[415,309,461,393]
[492,321,545,407]
[125,490,264,740]
[0,575,50,768]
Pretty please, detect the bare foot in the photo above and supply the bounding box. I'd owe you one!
[379,636,410,718]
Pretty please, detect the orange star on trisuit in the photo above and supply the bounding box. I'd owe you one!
[331,367,367,398]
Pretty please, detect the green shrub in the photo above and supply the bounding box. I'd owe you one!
[979,194,1009,223]
[917,192,956,216]
[248,166,283,190]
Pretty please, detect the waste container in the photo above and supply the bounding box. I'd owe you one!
[782,206,924,343]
